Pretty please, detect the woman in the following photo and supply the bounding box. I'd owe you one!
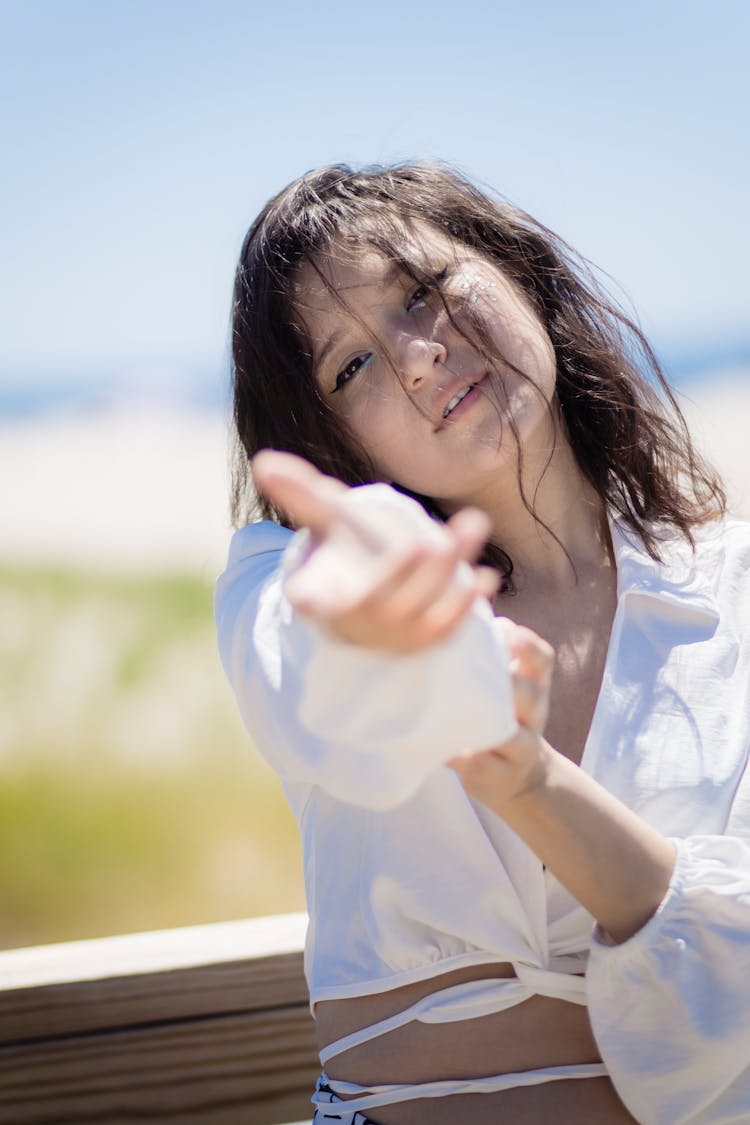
[216,163,750,1123]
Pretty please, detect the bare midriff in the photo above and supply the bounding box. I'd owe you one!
[315,963,637,1125]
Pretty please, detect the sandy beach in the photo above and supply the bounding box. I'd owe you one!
[0,404,232,576]
[1,371,748,575]
[678,372,750,517]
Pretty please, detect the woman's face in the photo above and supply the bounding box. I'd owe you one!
[294,222,558,511]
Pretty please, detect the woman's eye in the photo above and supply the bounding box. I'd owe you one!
[407,283,430,312]
[333,352,372,393]
[406,267,448,313]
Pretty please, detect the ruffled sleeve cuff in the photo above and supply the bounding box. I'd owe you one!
[586,834,750,1123]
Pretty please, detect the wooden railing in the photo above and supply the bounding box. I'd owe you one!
[0,913,319,1124]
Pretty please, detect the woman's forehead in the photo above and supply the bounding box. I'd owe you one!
[294,221,462,303]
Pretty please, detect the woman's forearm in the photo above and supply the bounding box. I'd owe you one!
[486,742,677,943]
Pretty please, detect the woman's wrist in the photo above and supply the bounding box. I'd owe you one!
[498,735,556,809]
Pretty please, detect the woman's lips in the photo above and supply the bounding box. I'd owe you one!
[437,374,488,428]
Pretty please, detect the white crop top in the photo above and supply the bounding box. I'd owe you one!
[216,485,750,1124]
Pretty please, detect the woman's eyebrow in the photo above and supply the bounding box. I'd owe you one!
[314,328,346,374]
[336,259,405,295]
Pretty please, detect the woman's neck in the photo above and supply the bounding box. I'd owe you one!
[474,440,612,593]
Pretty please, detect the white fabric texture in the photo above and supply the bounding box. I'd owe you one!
[216,485,517,814]
[215,484,750,1124]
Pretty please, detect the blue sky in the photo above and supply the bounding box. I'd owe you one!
[1,0,748,396]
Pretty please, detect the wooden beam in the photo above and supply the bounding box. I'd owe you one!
[0,915,319,1124]
[0,914,310,1041]
[0,1007,319,1124]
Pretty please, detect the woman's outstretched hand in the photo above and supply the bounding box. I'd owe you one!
[251,449,500,653]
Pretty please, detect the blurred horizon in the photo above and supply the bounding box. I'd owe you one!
[2,339,750,421]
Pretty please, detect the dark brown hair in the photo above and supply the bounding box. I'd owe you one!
[230,162,725,576]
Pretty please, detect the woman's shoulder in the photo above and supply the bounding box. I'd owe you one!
[215,520,295,627]
[224,519,294,568]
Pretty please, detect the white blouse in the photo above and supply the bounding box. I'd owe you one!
[215,485,750,1124]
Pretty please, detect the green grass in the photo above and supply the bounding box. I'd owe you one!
[0,564,305,949]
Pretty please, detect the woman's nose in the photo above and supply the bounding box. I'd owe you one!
[399,335,447,388]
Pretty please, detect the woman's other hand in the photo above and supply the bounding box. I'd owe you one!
[449,623,554,805]
[251,450,499,652]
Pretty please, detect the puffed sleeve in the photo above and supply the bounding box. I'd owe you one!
[215,484,517,810]
[586,834,750,1124]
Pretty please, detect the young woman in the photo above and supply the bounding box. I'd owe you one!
[216,164,750,1124]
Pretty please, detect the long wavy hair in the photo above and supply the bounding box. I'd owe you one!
[230,162,725,583]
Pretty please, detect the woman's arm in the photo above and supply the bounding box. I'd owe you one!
[451,626,750,1124]
[216,452,517,809]
[449,626,676,944]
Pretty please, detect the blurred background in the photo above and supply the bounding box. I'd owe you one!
[1,0,748,949]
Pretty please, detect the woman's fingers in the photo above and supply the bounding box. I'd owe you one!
[288,533,482,651]
[446,506,494,563]
[251,450,347,535]
[287,526,495,651]
[350,533,462,627]
[253,450,500,651]
[472,565,501,602]
[448,625,555,805]
[397,579,484,651]
[282,514,450,616]
[360,555,500,642]
[511,674,550,734]
[507,625,554,688]
[506,624,554,733]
